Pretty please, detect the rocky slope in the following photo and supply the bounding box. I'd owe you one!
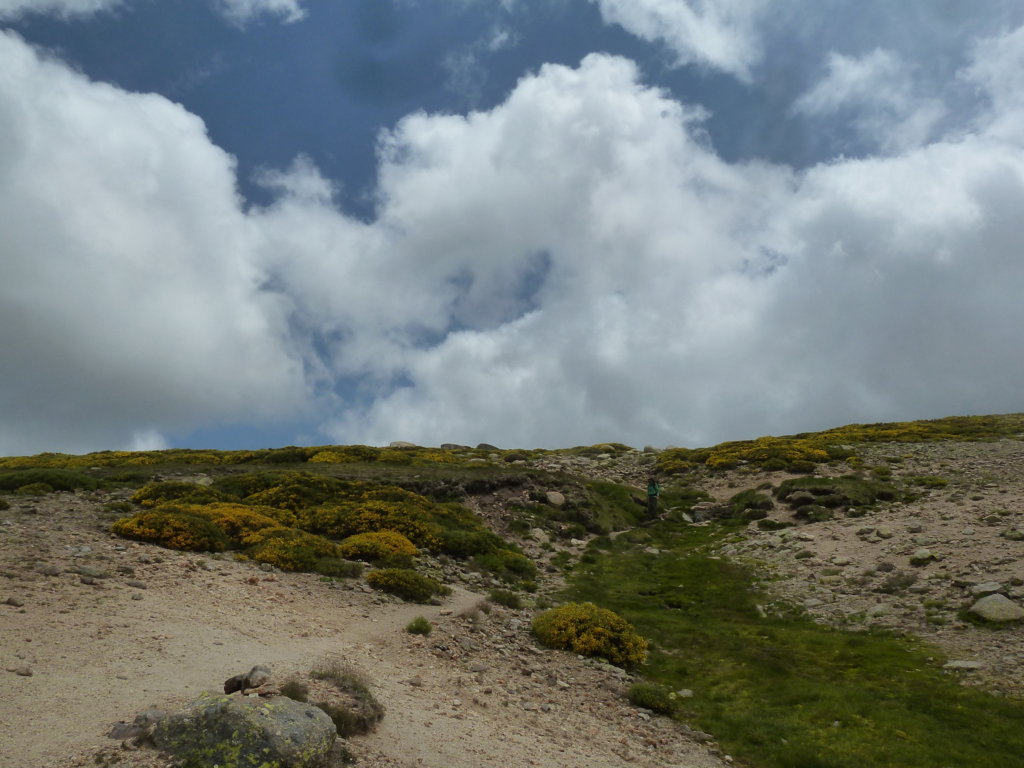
[1,437,1022,767]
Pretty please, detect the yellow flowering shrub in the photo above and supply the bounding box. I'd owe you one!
[308,445,380,463]
[301,501,440,549]
[532,602,648,667]
[338,531,419,561]
[191,503,294,543]
[131,482,229,508]
[111,510,229,552]
[244,527,339,571]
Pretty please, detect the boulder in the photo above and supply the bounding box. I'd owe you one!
[153,692,336,768]
[388,441,418,449]
[545,491,566,507]
[968,594,1024,623]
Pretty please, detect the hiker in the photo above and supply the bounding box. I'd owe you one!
[646,475,661,519]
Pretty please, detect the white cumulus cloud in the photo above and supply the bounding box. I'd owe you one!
[794,49,946,153]
[0,0,305,24]
[0,0,122,19]
[0,31,308,454]
[589,0,768,79]
[214,0,305,26]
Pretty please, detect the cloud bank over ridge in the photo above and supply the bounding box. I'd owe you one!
[2,4,1024,454]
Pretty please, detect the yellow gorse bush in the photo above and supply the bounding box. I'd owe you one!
[111,510,228,552]
[338,531,419,561]
[532,602,648,667]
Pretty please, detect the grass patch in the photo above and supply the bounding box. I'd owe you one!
[560,517,1024,768]
[405,616,433,636]
[309,661,384,737]
[487,588,524,610]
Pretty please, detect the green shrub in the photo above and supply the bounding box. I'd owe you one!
[488,588,524,609]
[0,469,101,492]
[131,481,229,507]
[775,476,896,508]
[628,682,680,715]
[436,528,504,557]
[111,510,229,552]
[15,482,53,495]
[532,602,648,667]
[756,519,791,531]
[405,616,433,635]
[245,528,338,572]
[102,500,134,515]
[470,548,537,584]
[366,568,450,603]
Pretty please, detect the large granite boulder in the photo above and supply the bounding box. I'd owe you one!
[153,692,336,768]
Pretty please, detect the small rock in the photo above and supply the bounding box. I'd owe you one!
[4,597,25,607]
[943,660,985,671]
[909,548,935,566]
[126,579,147,589]
[1002,527,1024,541]
[38,565,61,577]
[875,526,894,540]
[74,565,107,579]
[10,666,33,676]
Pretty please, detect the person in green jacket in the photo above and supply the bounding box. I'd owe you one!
[646,475,661,519]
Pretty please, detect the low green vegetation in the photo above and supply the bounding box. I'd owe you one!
[405,616,433,636]
[562,517,1024,768]
[366,568,450,603]
[0,468,103,493]
[657,413,1024,474]
[110,471,534,588]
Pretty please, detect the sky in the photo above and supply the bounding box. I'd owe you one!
[2,0,1024,456]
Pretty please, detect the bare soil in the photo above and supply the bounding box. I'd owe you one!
[0,489,728,768]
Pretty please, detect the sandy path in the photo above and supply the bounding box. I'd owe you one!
[1,494,727,768]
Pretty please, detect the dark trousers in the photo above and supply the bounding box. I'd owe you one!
[647,495,658,518]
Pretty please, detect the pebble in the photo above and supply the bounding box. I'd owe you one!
[4,597,25,607]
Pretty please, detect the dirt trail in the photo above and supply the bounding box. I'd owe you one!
[0,493,728,768]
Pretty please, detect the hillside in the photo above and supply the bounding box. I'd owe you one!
[1,415,1023,768]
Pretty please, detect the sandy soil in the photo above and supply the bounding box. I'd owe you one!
[0,490,729,768]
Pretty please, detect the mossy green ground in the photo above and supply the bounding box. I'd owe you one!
[566,521,1024,768]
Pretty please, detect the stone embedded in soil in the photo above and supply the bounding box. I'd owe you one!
[969,594,1024,622]
[943,660,985,671]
